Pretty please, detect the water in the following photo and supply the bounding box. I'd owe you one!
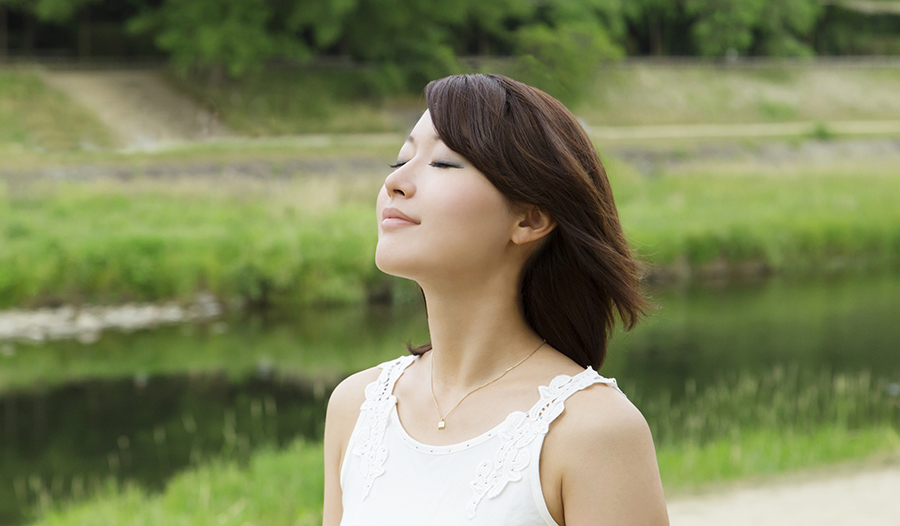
[2,273,900,524]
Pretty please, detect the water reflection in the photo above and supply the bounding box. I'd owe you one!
[1,273,899,523]
[0,373,327,525]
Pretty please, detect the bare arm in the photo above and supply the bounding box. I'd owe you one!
[544,385,669,526]
[322,368,382,526]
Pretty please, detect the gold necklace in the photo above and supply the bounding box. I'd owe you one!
[430,340,546,430]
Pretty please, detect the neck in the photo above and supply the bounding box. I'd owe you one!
[419,274,543,391]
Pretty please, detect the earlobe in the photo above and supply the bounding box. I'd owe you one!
[512,207,556,245]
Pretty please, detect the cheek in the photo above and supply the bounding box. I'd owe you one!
[430,181,513,243]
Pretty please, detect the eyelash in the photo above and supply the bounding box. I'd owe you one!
[388,161,461,169]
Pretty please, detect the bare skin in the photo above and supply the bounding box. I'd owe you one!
[323,111,669,525]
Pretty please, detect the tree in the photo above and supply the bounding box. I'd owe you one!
[754,0,820,56]
[337,0,470,90]
[512,0,625,104]
[0,0,10,58]
[34,0,103,59]
[622,0,681,55]
[686,0,766,56]
[128,0,306,84]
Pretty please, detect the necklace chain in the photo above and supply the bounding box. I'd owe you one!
[430,340,546,430]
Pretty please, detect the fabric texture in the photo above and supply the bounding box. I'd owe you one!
[340,354,624,525]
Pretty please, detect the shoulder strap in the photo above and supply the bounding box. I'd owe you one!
[528,367,625,429]
[362,354,416,407]
[466,367,624,518]
[352,354,415,500]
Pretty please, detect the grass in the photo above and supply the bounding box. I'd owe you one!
[0,175,388,309]
[578,63,900,126]
[167,68,424,136]
[29,441,324,526]
[6,62,900,155]
[658,426,900,490]
[614,166,900,278]
[0,69,114,155]
[4,158,898,309]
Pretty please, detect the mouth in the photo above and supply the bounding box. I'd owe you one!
[381,207,420,227]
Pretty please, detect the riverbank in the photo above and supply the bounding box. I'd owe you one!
[2,151,899,310]
[24,435,900,526]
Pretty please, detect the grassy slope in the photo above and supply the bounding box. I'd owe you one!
[577,64,900,126]
[0,70,114,155]
[3,160,899,309]
[4,63,900,156]
[157,63,900,136]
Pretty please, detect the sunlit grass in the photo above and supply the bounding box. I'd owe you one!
[0,70,114,153]
[658,426,900,491]
[167,68,422,136]
[30,441,324,526]
[0,176,385,309]
[4,162,898,309]
[613,167,900,277]
[578,64,900,126]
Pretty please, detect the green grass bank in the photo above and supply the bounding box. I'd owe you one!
[172,62,900,136]
[2,161,899,309]
[0,70,114,156]
[5,63,900,155]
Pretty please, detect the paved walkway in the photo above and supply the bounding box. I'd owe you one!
[667,464,900,525]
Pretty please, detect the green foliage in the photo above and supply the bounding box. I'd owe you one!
[336,0,468,91]
[127,0,307,81]
[514,20,622,105]
[33,0,100,23]
[686,0,766,56]
[753,0,820,56]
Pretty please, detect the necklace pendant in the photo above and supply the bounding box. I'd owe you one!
[438,420,446,430]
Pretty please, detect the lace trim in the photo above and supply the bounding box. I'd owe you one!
[351,355,415,499]
[466,367,619,519]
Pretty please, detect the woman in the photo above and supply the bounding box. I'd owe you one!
[323,74,668,525]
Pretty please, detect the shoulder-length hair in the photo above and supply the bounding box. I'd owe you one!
[411,73,646,370]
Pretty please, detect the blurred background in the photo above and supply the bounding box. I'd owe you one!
[1,0,900,524]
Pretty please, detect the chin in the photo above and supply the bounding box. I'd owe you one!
[375,243,420,281]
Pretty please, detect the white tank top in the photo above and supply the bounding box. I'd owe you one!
[340,354,625,525]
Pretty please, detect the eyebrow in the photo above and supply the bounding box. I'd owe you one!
[406,134,442,144]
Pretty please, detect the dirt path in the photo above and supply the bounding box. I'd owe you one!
[587,120,900,140]
[667,463,900,525]
[40,68,233,150]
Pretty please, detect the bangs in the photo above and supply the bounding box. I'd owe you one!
[424,74,507,164]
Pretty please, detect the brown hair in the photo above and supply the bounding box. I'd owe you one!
[411,73,646,370]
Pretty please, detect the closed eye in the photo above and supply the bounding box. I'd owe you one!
[388,161,407,169]
[430,161,463,169]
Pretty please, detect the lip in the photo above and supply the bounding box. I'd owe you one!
[381,207,420,227]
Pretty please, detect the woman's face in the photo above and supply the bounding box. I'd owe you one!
[375,110,521,283]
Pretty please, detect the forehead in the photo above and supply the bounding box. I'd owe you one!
[406,110,442,146]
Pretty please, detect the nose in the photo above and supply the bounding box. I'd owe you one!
[384,164,415,198]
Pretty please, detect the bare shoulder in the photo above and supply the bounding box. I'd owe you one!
[322,365,386,526]
[543,381,669,526]
[327,366,383,416]
[554,381,650,447]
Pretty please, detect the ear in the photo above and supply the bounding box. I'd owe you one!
[511,206,556,245]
